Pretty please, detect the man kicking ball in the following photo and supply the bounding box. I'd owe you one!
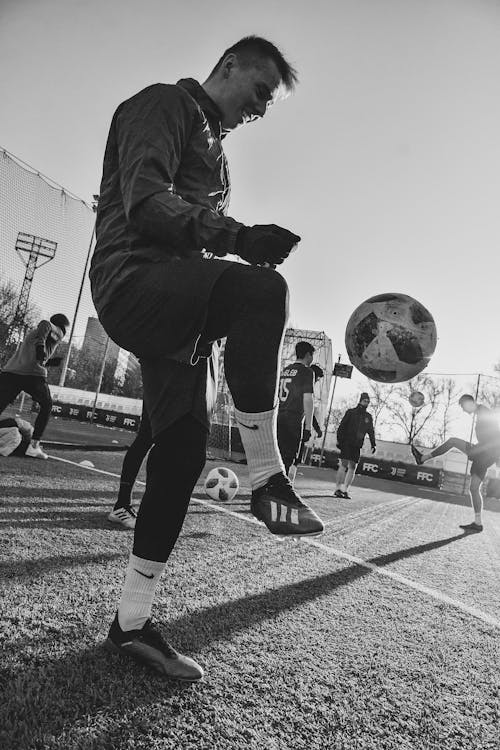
[90,36,324,682]
[412,394,500,533]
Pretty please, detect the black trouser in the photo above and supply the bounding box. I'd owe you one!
[0,372,52,440]
[133,264,288,563]
[115,406,153,510]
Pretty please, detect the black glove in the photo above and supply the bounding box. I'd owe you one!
[315,428,323,438]
[35,344,46,364]
[46,356,62,367]
[371,445,377,454]
[303,429,312,443]
[235,224,300,266]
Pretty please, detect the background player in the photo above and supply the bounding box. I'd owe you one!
[334,392,376,499]
[412,394,500,533]
[290,363,324,481]
[0,313,69,459]
[277,341,315,475]
[107,405,152,530]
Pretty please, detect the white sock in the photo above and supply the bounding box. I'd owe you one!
[117,553,166,632]
[234,405,285,490]
[340,484,346,492]
[474,512,482,525]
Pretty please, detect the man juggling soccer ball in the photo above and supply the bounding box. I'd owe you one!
[412,394,500,533]
[90,36,324,682]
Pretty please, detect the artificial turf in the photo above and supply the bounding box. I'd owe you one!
[1,453,499,749]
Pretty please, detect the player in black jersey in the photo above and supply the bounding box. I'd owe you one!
[277,341,315,474]
[412,394,500,533]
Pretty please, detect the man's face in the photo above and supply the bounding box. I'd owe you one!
[218,55,282,131]
[360,399,370,408]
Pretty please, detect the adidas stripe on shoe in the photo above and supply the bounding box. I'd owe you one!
[251,472,324,538]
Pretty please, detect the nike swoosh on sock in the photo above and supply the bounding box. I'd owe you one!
[134,569,154,579]
[236,421,259,430]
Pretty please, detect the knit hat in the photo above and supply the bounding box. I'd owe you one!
[359,392,370,401]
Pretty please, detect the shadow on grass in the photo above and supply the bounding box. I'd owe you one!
[0,487,117,501]
[0,531,470,747]
[0,510,128,531]
[0,551,126,582]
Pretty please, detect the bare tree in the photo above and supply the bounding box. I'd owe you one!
[381,376,445,445]
[435,377,460,443]
[365,380,396,430]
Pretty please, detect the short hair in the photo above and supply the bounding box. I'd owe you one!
[50,313,70,332]
[458,394,475,406]
[208,36,298,94]
[295,341,314,359]
[311,364,324,382]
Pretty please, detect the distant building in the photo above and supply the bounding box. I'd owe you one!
[82,317,120,371]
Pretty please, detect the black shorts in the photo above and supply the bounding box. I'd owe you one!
[98,261,284,439]
[277,417,303,467]
[468,443,500,481]
[339,444,361,464]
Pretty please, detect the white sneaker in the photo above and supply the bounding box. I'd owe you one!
[108,506,137,529]
[25,444,48,459]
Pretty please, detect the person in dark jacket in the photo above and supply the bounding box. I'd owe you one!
[90,36,324,683]
[334,392,376,499]
[0,313,69,459]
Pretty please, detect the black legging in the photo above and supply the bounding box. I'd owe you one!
[133,414,206,561]
[114,406,153,510]
[133,264,288,562]
[0,372,52,440]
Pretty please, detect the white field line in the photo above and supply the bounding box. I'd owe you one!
[48,455,500,630]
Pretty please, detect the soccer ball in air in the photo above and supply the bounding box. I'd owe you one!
[409,391,425,408]
[345,293,437,383]
[204,467,239,502]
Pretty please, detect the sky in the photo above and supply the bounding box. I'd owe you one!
[1,0,500,389]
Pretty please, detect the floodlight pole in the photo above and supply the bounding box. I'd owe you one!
[319,355,341,465]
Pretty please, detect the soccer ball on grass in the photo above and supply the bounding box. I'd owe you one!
[204,467,239,502]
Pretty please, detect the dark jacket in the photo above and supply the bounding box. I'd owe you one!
[337,406,376,449]
[90,78,243,315]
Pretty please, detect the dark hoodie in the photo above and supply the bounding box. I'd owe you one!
[337,404,376,449]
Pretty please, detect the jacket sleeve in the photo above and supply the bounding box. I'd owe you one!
[336,410,350,445]
[116,85,243,256]
[34,321,52,361]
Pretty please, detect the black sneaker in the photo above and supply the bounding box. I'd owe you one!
[342,490,351,499]
[410,444,424,465]
[333,489,344,498]
[105,615,203,682]
[251,472,324,538]
[459,522,483,534]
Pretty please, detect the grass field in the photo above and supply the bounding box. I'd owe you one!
[1,447,500,750]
